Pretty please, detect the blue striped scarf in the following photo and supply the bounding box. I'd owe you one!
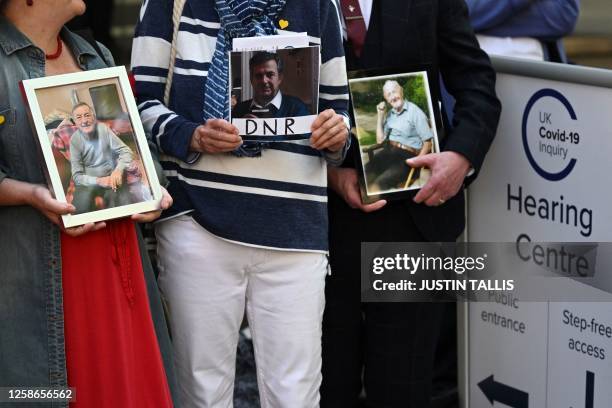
[205,0,287,157]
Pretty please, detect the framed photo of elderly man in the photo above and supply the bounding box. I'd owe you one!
[348,69,442,203]
[21,66,163,228]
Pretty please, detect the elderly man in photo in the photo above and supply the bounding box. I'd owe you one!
[70,102,133,213]
[365,80,433,191]
[232,51,309,119]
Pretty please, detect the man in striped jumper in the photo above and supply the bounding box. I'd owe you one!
[131,0,350,406]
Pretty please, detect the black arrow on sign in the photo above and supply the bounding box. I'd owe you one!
[585,371,594,408]
[478,375,529,408]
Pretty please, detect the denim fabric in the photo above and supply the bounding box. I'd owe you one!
[383,100,433,150]
[0,16,177,407]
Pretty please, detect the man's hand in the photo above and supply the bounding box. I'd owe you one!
[28,184,106,236]
[406,151,471,206]
[311,109,349,152]
[109,169,123,191]
[131,187,173,223]
[28,184,75,226]
[328,167,386,213]
[190,119,242,154]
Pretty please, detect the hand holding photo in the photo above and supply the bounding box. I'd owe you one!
[349,69,441,203]
[21,67,164,228]
[230,47,319,141]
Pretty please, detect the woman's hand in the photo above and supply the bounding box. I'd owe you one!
[310,109,349,152]
[28,184,107,237]
[131,186,173,223]
[190,119,242,154]
[28,184,74,225]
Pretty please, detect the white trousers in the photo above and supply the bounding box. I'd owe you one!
[156,215,327,408]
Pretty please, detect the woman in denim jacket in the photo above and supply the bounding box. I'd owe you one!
[0,0,177,406]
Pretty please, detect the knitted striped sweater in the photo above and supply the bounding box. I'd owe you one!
[131,0,349,252]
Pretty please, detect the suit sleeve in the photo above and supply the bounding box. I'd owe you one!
[437,0,502,174]
[469,0,580,39]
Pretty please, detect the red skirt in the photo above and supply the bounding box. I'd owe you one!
[61,218,173,407]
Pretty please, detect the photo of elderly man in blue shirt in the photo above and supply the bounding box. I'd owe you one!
[365,79,434,192]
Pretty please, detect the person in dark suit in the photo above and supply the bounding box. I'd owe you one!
[232,51,309,119]
[321,1,502,407]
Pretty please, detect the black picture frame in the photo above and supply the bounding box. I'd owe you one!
[348,66,445,204]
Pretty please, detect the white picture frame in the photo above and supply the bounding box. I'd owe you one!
[21,66,163,228]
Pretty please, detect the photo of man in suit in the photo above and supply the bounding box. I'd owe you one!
[232,51,309,119]
[321,1,502,407]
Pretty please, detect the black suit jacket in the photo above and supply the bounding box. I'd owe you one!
[329,0,501,243]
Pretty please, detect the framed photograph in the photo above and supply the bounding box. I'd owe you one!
[348,68,442,203]
[21,66,163,228]
[229,46,320,141]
